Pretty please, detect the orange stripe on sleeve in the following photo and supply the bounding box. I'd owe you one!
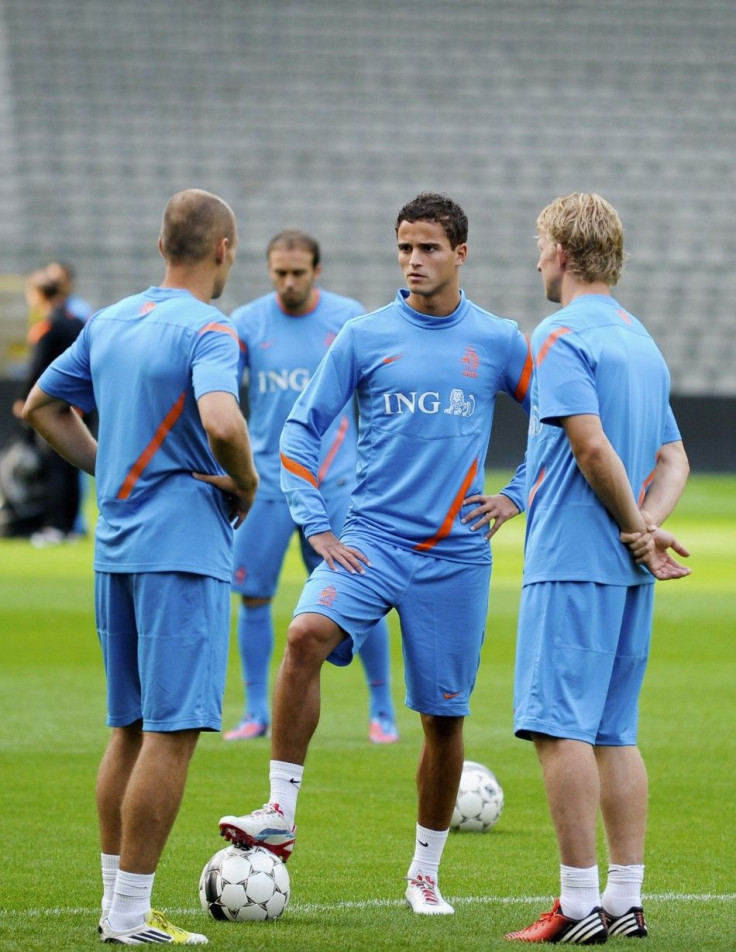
[198,321,239,343]
[280,452,319,488]
[117,391,186,500]
[414,459,479,552]
[536,326,573,366]
[527,466,546,509]
[514,337,533,402]
[317,415,349,486]
[637,466,657,507]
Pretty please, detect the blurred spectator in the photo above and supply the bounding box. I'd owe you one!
[12,268,85,545]
[46,260,94,321]
[45,260,95,534]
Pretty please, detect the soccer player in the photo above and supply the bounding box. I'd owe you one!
[224,230,397,744]
[218,193,532,915]
[505,193,691,944]
[23,189,258,945]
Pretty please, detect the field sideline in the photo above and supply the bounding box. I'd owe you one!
[0,471,734,951]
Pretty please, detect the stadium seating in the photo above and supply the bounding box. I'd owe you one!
[0,0,734,395]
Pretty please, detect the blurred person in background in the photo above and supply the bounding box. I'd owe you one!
[225,229,398,744]
[45,261,95,535]
[13,267,85,546]
[46,259,94,321]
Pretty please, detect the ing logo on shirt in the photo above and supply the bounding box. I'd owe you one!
[318,584,338,607]
[256,368,310,393]
[324,331,336,348]
[461,346,480,378]
[382,389,476,417]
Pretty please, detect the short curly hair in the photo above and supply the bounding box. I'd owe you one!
[536,193,625,286]
[395,193,468,248]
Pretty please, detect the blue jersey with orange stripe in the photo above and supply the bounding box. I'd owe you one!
[231,288,363,500]
[36,286,241,581]
[524,294,682,586]
[280,289,532,563]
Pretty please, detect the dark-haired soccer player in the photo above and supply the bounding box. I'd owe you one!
[219,192,532,915]
[505,193,690,944]
[23,189,258,945]
[225,229,397,744]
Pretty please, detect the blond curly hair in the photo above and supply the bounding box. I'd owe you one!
[536,193,626,286]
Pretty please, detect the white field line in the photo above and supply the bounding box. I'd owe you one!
[2,893,735,918]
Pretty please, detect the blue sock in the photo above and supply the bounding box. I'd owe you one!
[357,617,394,721]
[237,601,273,723]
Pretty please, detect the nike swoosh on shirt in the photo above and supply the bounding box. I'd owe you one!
[443,691,461,699]
[382,354,403,364]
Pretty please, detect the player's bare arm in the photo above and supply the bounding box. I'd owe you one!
[195,391,259,527]
[563,414,690,581]
[461,493,520,539]
[637,440,690,526]
[307,530,370,575]
[22,384,97,475]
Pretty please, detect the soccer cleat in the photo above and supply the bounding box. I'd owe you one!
[100,908,207,944]
[505,899,608,943]
[369,715,399,744]
[405,874,455,915]
[219,802,296,862]
[603,906,648,938]
[223,717,269,741]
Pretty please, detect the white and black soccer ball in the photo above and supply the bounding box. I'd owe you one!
[450,760,504,832]
[199,844,290,922]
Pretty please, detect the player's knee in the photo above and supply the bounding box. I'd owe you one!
[286,613,340,666]
[420,712,464,744]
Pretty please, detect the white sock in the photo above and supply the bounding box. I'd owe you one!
[407,824,449,881]
[559,864,600,920]
[107,870,155,932]
[602,863,645,917]
[101,853,120,916]
[268,760,303,825]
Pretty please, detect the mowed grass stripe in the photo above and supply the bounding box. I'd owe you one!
[4,892,736,920]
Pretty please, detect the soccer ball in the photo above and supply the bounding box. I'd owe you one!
[450,760,504,832]
[199,845,290,921]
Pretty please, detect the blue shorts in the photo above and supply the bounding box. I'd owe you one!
[231,482,352,597]
[95,572,230,732]
[513,580,654,745]
[294,534,491,716]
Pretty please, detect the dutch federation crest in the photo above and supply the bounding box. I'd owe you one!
[528,404,543,436]
[444,389,475,417]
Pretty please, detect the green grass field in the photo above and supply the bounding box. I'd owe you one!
[1,472,734,951]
